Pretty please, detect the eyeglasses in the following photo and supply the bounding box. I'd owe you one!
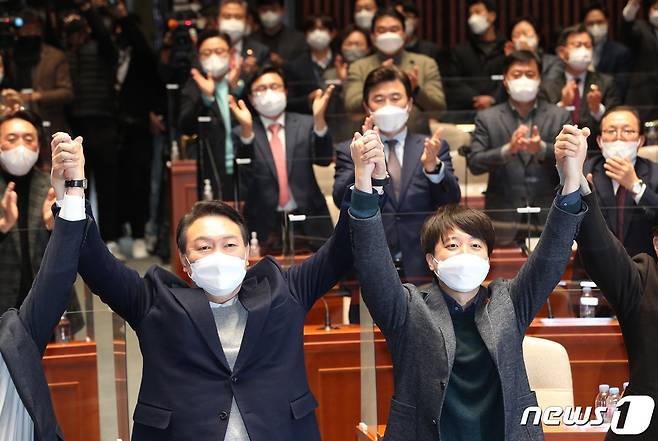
[601,128,639,139]
[252,83,284,95]
[199,48,229,58]
[568,41,593,49]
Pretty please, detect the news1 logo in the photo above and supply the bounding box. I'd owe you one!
[521,396,655,435]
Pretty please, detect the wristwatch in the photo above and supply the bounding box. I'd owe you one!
[65,179,88,189]
[372,174,390,187]
[631,179,645,195]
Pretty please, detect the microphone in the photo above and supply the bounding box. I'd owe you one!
[318,297,339,331]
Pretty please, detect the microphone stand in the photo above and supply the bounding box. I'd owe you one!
[318,297,339,331]
[458,145,472,207]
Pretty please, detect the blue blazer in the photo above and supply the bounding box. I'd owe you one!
[0,212,88,441]
[73,197,354,441]
[333,133,460,278]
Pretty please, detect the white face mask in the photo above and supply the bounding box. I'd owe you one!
[188,252,247,298]
[354,10,375,31]
[252,90,287,118]
[507,77,540,103]
[600,139,639,161]
[468,13,490,35]
[513,35,538,51]
[0,145,38,176]
[650,10,658,28]
[306,29,332,51]
[433,254,490,293]
[371,105,409,134]
[260,11,283,30]
[201,54,230,79]
[375,32,405,55]
[567,47,592,71]
[219,18,246,42]
[342,47,368,63]
[405,18,416,38]
[587,24,608,43]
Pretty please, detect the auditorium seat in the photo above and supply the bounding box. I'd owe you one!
[523,336,575,410]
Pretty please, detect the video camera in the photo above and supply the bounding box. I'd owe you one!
[0,15,23,50]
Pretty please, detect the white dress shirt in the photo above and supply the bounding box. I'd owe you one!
[563,71,606,121]
[381,128,446,184]
[611,158,647,203]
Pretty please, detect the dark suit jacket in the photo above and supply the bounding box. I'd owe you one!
[234,112,333,245]
[333,134,461,278]
[468,100,570,244]
[75,194,355,441]
[540,70,620,150]
[350,197,586,441]
[251,26,308,64]
[577,192,658,441]
[284,51,335,114]
[30,44,73,133]
[621,18,658,121]
[239,36,271,88]
[596,40,632,100]
[585,155,658,258]
[0,208,88,441]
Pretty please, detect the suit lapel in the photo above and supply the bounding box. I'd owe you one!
[499,105,530,166]
[593,159,617,231]
[474,291,499,369]
[169,286,231,372]
[284,113,298,176]
[398,134,423,204]
[253,119,278,180]
[232,276,272,372]
[424,284,456,371]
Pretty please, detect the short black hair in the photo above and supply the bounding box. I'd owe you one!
[19,8,44,29]
[600,105,644,135]
[363,65,412,103]
[0,110,47,168]
[196,29,232,51]
[247,65,286,93]
[257,0,284,7]
[421,205,496,257]
[581,2,608,21]
[176,200,249,254]
[302,15,337,33]
[507,15,540,42]
[557,24,593,47]
[371,6,406,33]
[503,50,542,76]
[339,25,371,50]
[394,0,419,17]
[468,0,497,13]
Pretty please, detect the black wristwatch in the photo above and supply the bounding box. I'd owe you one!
[64,179,88,189]
[372,174,391,187]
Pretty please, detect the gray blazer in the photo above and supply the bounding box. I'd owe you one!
[349,200,586,441]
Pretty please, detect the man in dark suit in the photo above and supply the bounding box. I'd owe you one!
[349,109,587,441]
[556,123,658,441]
[582,2,632,99]
[0,131,87,441]
[468,50,571,245]
[229,66,334,253]
[218,0,270,90]
[334,65,460,280]
[54,123,362,441]
[584,106,658,257]
[540,24,620,150]
[251,0,308,66]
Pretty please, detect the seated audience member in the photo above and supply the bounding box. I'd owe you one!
[582,2,632,99]
[445,0,505,122]
[217,0,270,88]
[468,51,570,246]
[394,1,442,67]
[505,16,563,81]
[179,31,241,201]
[540,24,620,150]
[334,66,460,279]
[9,9,73,135]
[284,15,337,114]
[251,0,308,66]
[229,67,334,253]
[621,0,658,122]
[556,123,658,441]
[353,0,380,32]
[584,106,658,258]
[324,25,372,141]
[345,7,445,134]
[0,131,87,441]
[349,110,587,441]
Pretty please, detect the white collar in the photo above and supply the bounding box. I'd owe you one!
[381,128,408,147]
[259,113,286,130]
[565,70,587,84]
[209,295,239,308]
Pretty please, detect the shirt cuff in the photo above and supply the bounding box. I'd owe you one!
[57,194,86,221]
[240,132,255,144]
[349,187,379,219]
[634,183,647,204]
[424,162,445,184]
[314,125,329,137]
[201,94,215,107]
[501,143,513,159]
[591,103,606,121]
[555,189,582,214]
[623,1,640,21]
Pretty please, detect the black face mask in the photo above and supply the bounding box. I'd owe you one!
[15,36,43,64]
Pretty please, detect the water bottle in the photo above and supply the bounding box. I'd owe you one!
[249,231,261,258]
[170,140,180,161]
[605,387,621,423]
[55,314,71,343]
[580,287,598,318]
[595,384,610,411]
[202,179,213,201]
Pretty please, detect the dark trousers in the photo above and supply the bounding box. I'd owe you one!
[72,116,120,241]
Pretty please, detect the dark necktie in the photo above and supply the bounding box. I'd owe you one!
[387,139,401,201]
[572,78,581,124]
[616,186,627,242]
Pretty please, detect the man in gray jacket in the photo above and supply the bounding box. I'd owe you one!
[348,120,588,440]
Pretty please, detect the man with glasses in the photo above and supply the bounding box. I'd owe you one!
[540,24,620,150]
[229,66,335,253]
[583,106,658,257]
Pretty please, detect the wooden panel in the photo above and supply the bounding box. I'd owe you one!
[170,159,198,280]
